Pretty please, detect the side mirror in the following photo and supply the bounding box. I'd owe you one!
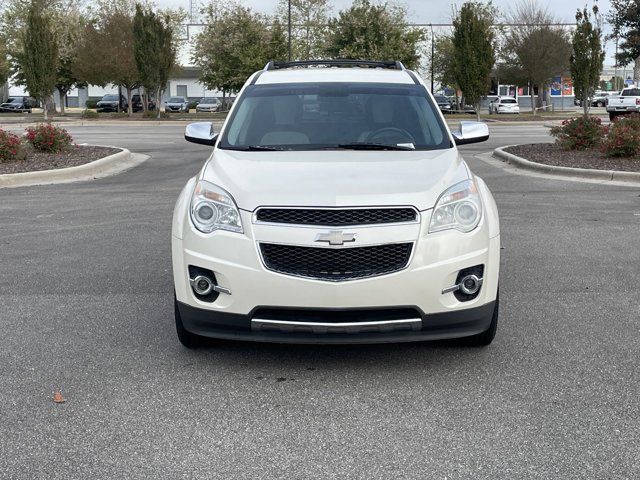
[185,122,217,146]
[451,121,489,145]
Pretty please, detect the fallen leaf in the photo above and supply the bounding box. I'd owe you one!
[53,390,66,404]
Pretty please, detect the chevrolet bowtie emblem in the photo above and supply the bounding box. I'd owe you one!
[315,231,358,246]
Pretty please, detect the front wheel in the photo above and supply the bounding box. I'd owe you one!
[464,290,499,347]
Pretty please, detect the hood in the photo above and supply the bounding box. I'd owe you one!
[200,148,469,211]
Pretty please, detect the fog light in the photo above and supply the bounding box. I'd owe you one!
[459,274,481,295]
[191,275,213,296]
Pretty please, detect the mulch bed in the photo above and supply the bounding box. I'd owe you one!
[0,145,120,175]
[505,143,640,173]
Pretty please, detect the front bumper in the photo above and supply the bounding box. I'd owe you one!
[177,300,496,344]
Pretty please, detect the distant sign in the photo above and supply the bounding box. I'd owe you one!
[625,79,634,85]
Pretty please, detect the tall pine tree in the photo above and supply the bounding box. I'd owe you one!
[571,6,605,117]
[19,0,58,119]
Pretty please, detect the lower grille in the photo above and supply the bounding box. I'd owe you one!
[259,242,413,281]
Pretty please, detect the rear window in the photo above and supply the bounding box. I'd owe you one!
[6,97,20,103]
[501,99,517,104]
[622,89,640,96]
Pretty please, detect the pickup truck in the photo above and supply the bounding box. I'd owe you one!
[606,87,640,120]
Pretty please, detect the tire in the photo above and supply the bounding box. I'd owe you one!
[463,290,499,347]
[609,112,618,122]
[174,293,206,349]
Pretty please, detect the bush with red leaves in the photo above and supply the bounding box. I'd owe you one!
[24,123,73,153]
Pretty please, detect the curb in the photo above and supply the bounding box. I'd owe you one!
[0,147,149,189]
[493,145,640,185]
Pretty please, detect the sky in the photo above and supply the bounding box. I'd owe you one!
[158,0,618,66]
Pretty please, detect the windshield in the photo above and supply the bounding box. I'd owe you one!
[169,97,184,102]
[434,95,448,103]
[201,98,218,103]
[6,97,19,103]
[219,82,450,151]
[102,95,118,101]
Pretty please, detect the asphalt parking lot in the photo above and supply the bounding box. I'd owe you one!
[1,122,639,478]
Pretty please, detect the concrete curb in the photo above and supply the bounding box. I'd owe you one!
[493,145,640,185]
[0,147,149,189]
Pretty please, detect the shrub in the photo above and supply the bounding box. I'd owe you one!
[601,115,640,157]
[0,129,23,163]
[85,99,98,109]
[24,123,73,153]
[142,110,171,119]
[549,116,605,150]
[81,109,99,119]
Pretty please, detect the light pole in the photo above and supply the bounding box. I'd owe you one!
[288,0,292,61]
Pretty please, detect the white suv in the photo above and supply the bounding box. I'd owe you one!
[172,60,500,347]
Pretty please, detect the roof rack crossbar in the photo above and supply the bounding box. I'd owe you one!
[264,59,406,71]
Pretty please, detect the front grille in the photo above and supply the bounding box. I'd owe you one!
[259,243,413,281]
[255,208,417,226]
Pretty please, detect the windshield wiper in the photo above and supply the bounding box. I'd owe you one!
[334,142,415,151]
[222,145,283,151]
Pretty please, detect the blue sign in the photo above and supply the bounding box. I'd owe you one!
[625,79,634,85]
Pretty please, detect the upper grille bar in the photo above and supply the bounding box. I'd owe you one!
[255,207,418,226]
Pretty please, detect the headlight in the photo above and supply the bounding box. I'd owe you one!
[429,179,482,233]
[190,180,243,234]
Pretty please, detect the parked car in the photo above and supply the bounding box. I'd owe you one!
[433,94,452,113]
[606,87,640,121]
[591,93,609,107]
[132,94,155,112]
[0,96,38,113]
[172,59,500,348]
[165,96,189,113]
[96,94,127,112]
[490,97,520,114]
[196,97,222,113]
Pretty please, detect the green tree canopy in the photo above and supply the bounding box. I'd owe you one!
[192,5,287,95]
[571,5,605,117]
[276,0,330,60]
[609,0,640,81]
[133,3,180,117]
[452,2,495,119]
[18,0,58,119]
[323,0,425,69]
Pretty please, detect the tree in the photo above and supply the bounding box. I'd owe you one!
[502,1,571,114]
[323,0,425,69]
[18,0,58,120]
[276,0,330,60]
[75,0,140,116]
[1,0,88,115]
[0,36,9,88]
[570,5,605,117]
[608,0,640,83]
[451,2,495,120]
[433,35,456,90]
[134,3,179,118]
[192,5,287,101]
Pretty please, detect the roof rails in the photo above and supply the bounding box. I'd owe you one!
[264,59,406,71]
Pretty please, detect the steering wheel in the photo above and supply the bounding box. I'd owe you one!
[366,127,415,144]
